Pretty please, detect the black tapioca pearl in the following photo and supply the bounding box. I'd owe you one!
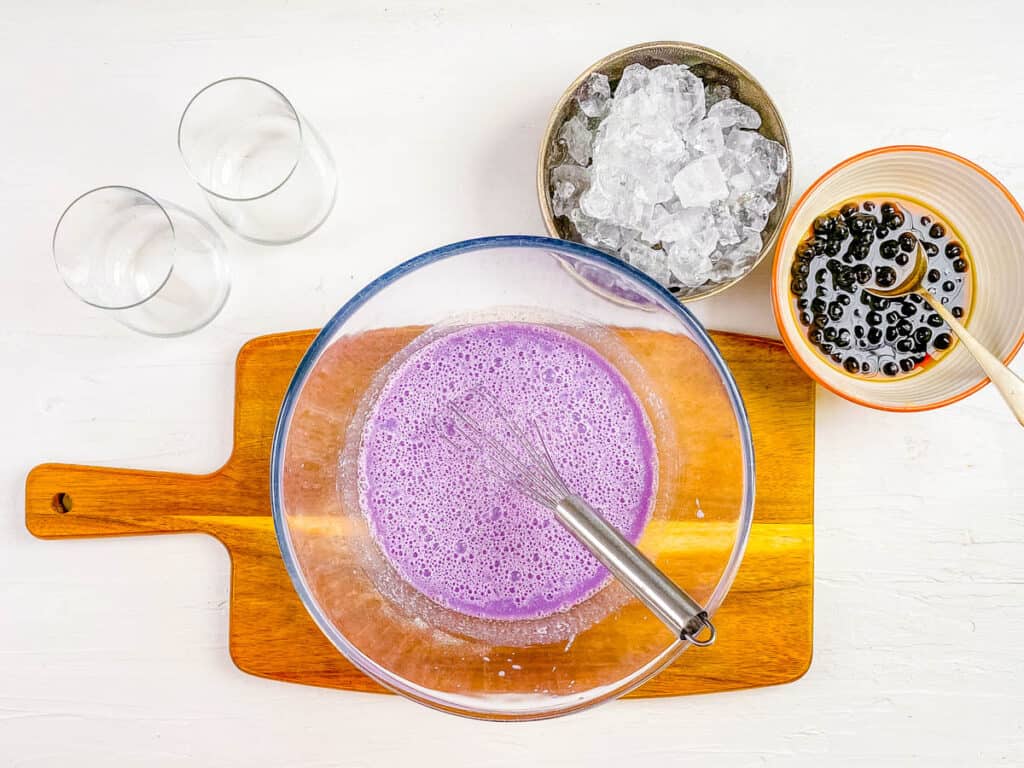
[880,240,899,259]
[875,266,897,287]
[920,215,931,226]
[861,359,876,374]
[811,297,827,314]
[823,326,838,342]
[813,216,834,236]
[796,242,815,260]
[888,212,905,229]
[876,226,890,239]
[945,242,963,259]
[820,342,834,355]
[867,327,883,344]
[866,310,883,326]
[835,272,857,292]
[854,324,865,338]
[836,329,851,347]
[896,338,915,353]
[862,200,876,211]
[849,241,870,260]
[830,352,844,364]
[881,361,899,376]
[898,232,917,252]
[941,296,950,304]
[828,302,844,321]
[899,358,917,373]
[808,328,823,344]
[900,301,918,317]
[881,202,898,218]
[799,311,812,325]
[841,203,859,219]
[815,268,828,283]
[923,242,939,257]
[885,326,900,343]
[792,261,810,277]
[837,293,851,305]
[825,240,842,256]
[843,356,860,373]
[895,252,910,267]
[927,313,943,327]
[831,221,850,241]
[934,333,953,350]
[791,277,807,294]
[953,258,968,273]
[897,319,914,336]
[908,293,923,304]
[942,280,956,292]
[927,268,941,283]
[914,327,932,346]
[797,297,809,310]
[816,285,830,299]
[841,253,854,265]
[885,310,900,324]
[854,264,873,284]
[929,223,945,239]
[812,313,829,329]
[952,306,964,319]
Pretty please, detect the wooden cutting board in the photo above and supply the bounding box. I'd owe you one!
[24,328,814,698]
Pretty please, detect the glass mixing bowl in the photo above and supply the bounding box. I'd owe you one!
[271,235,754,720]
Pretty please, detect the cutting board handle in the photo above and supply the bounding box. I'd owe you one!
[25,463,229,540]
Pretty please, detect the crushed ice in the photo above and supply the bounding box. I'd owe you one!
[550,64,788,294]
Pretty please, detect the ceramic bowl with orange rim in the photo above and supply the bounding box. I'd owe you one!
[772,145,1024,412]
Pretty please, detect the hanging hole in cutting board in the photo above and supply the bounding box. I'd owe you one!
[52,493,72,514]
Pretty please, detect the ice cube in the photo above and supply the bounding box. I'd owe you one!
[577,72,612,118]
[621,239,670,286]
[712,231,763,280]
[615,63,649,98]
[708,98,762,130]
[754,134,789,175]
[558,114,593,165]
[677,206,719,257]
[687,117,725,157]
[671,156,728,207]
[731,191,774,232]
[570,208,623,253]
[580,185,614,219]
[724,128,758,162]
[550,164,590,217]
[667,241,713,288]
[710,200,744,246]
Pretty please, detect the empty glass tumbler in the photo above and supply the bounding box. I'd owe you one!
[177,77,337,244]
[53,186,230,336]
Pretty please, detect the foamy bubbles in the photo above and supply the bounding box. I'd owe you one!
[357,322,656,621]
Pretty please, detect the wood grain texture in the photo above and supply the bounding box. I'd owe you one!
[24,328,813,698]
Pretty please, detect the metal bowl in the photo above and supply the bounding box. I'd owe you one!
[537,40,793,302]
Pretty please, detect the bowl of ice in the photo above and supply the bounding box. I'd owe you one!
[538,41,792,302]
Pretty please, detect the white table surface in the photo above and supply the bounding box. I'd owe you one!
[4,1,1024,765]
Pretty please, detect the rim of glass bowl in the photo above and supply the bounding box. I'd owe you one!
[771,145,1024,412]
[270,234,755,720]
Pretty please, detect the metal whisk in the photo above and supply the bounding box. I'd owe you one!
[442,393,716,647]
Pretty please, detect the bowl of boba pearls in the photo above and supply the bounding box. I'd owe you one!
[772,145,1024,412]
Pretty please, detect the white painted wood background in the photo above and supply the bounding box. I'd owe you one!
[3,0,1024,764]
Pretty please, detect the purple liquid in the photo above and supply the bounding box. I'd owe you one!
[358,322,656,621]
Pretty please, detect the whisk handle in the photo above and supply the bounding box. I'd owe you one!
[554,495,716,647]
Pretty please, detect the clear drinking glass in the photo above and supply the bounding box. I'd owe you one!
[52,186,230,337]
[177,77,337,244]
